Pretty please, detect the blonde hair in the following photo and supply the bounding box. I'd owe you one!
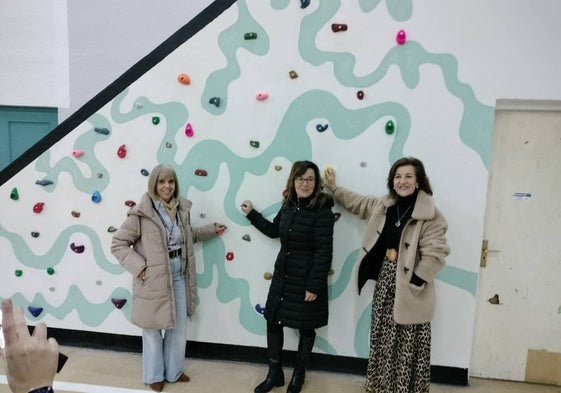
[147,164,179,200]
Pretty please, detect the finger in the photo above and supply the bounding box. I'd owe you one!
[1,299,18,345]
[47,337,59,352]
[32,322,48,341]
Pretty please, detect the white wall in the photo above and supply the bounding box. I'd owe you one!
[2,0,561,374]
[0,0,69,107]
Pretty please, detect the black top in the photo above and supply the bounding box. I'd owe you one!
[357,191,418,293]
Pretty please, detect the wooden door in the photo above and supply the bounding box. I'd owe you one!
[470,108,561,385]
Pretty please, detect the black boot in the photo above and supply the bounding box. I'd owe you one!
[287,334,315,393]
[254,331,285,393]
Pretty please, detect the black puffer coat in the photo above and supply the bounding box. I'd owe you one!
[247,194,334,329]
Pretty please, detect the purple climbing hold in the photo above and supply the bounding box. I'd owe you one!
[70,242,85,254]
[111,298,127,309]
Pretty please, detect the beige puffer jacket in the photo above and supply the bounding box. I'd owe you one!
[111,193,216,329]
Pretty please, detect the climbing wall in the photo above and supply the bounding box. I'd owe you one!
[0,0,493,369]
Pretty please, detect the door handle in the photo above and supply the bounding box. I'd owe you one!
[480,240,499,267]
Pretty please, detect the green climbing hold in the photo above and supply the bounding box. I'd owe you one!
[10,188,19,200]
[385,120,395,135]
[47,267,55,275]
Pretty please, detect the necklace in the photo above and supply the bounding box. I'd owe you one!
[395,205,412,227]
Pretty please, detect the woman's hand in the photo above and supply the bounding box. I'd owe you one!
[1,299,59,393]
[215,223,228,236]
[323,165,337,192]
[240,200,253,215]
[304,291,317,302]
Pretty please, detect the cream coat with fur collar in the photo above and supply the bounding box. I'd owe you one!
[333,187,450,324]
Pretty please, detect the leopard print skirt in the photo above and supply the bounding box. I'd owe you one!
[364,256,431,393]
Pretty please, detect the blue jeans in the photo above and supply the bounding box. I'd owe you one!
[142,257,188,384]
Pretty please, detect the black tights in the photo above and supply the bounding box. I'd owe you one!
[267,323,315,338]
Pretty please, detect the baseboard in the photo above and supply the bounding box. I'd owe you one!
[48,327,468,386]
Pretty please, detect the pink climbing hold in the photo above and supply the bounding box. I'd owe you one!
[72,150,84,157]
[117,144,127,158]
[185,123,194,137]
[396,29,407,45]
[256,93,269,101]
[33,202,45,213]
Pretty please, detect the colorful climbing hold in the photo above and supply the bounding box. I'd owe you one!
[316,124,328,132]
[70,242,85,254]
[71,210,81,218]
[152,116,160,125]
[244,32,257,40]
[72,150,84,157]
[15,269,22,277]
[141,168,149,176]
[274,165,282,171]
[36,179,54,186]
[263,272,273,280]
[250,140,260,148]
[94,127,110,135]
[165,141,173,148]
[357,90,365,100]
[289,70,299,79]
[91,191,102,203]
[111,298,127,309]
[10,188,19,200]
[209,97,221,107]
[177,73,191,85]
[107,226,117,233]
[47,267,55,275]
[28,306,43,317]
[255,304,266,314]
[195,169,208,177]
[226,252,234,261]
[256,93,268,101]
[385,120,395,134]
[396,29,407,45]
[334,212,341,221]
[242,234,251,242]
[33,202,45,213]
[300,0,310,8]
[200,213,206,218]
[31,232,40,238]
[185,122,194,137]
[124,200,136,207]
[117,145,127,158]
[331,23,348,32]
[97,173,103,179]
[329,269,335,276]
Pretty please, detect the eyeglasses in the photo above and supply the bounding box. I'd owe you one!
[295,177,316,184]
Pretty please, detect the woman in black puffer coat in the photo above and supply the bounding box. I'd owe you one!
[241,160,335,393]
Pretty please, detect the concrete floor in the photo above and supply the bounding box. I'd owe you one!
[1,347,560,393]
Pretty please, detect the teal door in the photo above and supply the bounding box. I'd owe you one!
[0,106,58,171]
